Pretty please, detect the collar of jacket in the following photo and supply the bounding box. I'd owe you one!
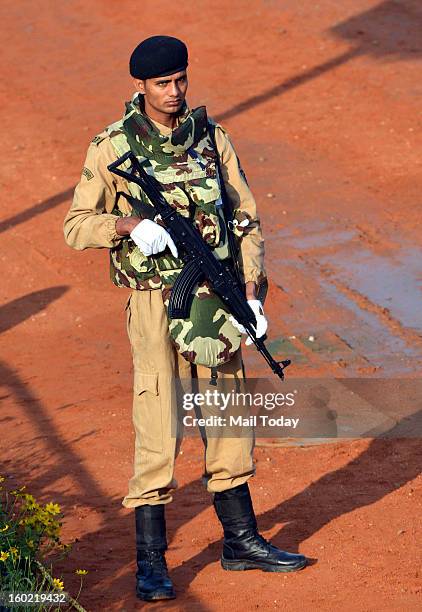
[122,93,209,162]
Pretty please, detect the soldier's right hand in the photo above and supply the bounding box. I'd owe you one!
[130,219,179,258]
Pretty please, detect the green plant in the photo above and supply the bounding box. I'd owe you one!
[0,476,87,611]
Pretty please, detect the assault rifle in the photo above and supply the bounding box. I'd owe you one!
[108,151,291,380]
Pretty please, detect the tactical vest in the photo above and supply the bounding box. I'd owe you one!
[104,96,242,368]
[106,96,229,291]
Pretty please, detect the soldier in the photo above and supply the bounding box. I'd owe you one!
[64,35,307,602]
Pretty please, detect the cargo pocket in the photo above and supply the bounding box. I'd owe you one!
[132,370,163,453]
[134,371,159,396]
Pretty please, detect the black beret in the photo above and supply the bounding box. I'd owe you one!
[129,35,188,79]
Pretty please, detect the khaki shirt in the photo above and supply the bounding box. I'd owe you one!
[63,116,266,285]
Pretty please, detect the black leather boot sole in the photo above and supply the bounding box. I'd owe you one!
[136,585,176,601]
[221,555,307,572]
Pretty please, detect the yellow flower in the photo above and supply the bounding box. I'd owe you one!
[0,476,5,482]
[0,525,9,532]
[52,578,64,591]
[27,540,34,549]
[22,494,36,509]
[9,547,18,560]
[0,551,10,562]
[75,569,88,575]
[45,502,61,516]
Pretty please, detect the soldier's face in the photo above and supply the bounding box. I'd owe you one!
[134,70,188,115]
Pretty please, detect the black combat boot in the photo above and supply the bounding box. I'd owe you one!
[213,483,307,572]
[135,504,176,601]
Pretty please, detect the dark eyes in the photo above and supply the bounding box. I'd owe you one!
[156,77,186,87]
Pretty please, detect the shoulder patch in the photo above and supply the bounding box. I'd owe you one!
[82,166,94,181]
[91,132,107,146]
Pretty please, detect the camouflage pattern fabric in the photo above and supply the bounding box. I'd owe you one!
[106,96,226,290]
[162,281,241,367]
[106,94,241,366]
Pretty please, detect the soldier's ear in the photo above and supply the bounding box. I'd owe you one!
[133,78,146,95]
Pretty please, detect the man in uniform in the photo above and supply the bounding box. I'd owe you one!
[64,35,307,602]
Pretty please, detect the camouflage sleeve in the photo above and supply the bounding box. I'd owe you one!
[63,134,123,250]
[214,125,267,291]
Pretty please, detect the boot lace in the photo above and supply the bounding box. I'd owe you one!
[255,532,272,549]
[237,528,272,551]
[141,550,168,574]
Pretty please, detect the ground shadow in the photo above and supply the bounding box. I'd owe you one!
[0,286,210,609]
[0,287,69,335]
[4,3,420,239]
[0,360,107,508]
[69,411,421,609]
[2,364,421,607]
[168,411,422,594]
[0,187,75,235]
[216,0,422,122]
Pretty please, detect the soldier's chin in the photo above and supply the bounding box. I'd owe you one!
[165,101,182,111]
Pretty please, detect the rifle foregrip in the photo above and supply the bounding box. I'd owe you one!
[168,260,205,319]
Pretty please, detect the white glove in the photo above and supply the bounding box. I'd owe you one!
[130,219,178,258]
[230,299,268,346]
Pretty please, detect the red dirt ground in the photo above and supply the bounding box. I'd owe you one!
[1,1,421,610]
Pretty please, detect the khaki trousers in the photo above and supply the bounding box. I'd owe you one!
[122,289,255,508]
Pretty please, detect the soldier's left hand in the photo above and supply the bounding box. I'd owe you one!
[229,299,268,345]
